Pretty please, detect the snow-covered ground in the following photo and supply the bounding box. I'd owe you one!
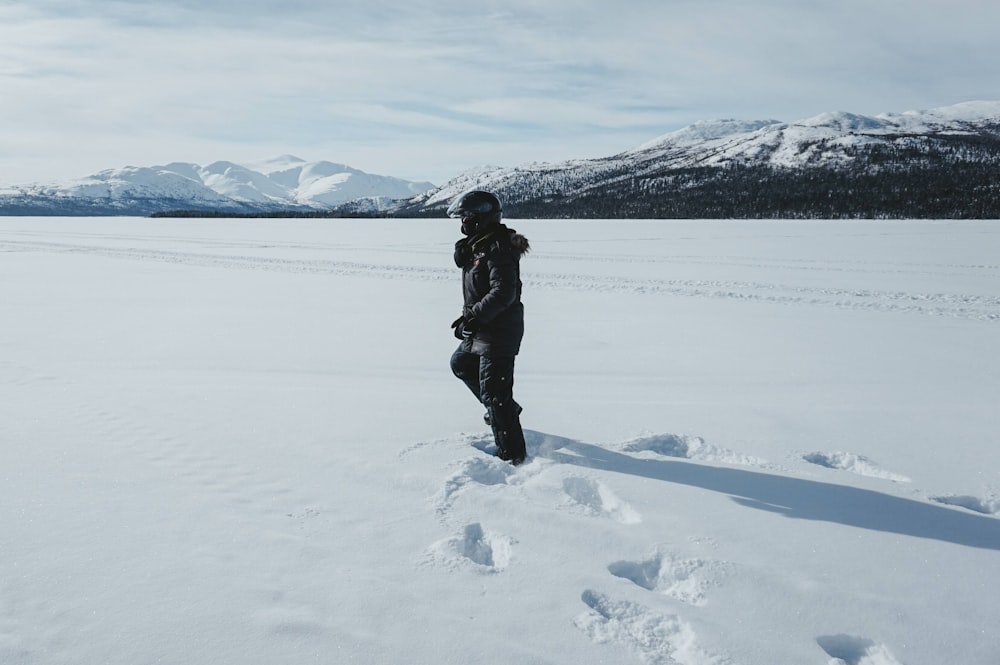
[2,217,998,665]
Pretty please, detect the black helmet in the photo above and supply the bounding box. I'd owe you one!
[448,190,502,235]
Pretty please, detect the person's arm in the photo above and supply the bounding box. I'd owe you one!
[468,250,516,323]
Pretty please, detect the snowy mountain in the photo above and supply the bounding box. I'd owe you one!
[397,101,1000,219]
[0,157,436,216]
[4,101,1000,218]
[632,100,1000,170]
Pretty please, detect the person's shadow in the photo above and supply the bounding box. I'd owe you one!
[525,431,1000,551]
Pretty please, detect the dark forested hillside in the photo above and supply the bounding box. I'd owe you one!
[393,128,1000,219]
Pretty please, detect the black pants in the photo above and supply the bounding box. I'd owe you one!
[450,346,526,461]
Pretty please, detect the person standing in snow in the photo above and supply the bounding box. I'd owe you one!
[448,190,530,465]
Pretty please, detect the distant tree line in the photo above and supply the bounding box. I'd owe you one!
[507,162,1000,219]
[150,209,388,219]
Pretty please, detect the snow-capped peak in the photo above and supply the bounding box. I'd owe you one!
[243,154,309,174]
[795,111,887,132]
[635,119,783,151]
[876,100,1000,132]
[1,157,437,214]
[391,99,1000,219]
[620,101,1000,172]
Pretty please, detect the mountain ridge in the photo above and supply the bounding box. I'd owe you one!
[394,100,1000,219]
[3,101,1000,218]
[0,157,436,216]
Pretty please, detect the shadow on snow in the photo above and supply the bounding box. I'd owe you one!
[526,431,1000,551]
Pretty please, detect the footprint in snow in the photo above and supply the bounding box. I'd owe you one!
[930,493,999,516]
[622,433,771,468]
[608,550,732,606]
[562,476,641,524]
[817,634,904,665]
[575,590,721,665]
[621,434,695,458]
[803,452,911,483]
[437,456,518,512]
[424,523,514,573]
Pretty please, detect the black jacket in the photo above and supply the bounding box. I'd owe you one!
[454,223,529,357]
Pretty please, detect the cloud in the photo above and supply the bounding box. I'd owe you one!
[2,0,999,185]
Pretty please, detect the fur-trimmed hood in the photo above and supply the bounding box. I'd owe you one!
[509,230,530,255]
[455,224,529,267]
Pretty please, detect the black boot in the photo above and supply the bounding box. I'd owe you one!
[485,398,526,465]
[483,400,522,426]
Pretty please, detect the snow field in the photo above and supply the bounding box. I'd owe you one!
[1,217,999,665]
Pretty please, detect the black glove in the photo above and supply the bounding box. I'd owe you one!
[450,315,479,340]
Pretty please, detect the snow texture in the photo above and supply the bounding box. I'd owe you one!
[1,216,999,665]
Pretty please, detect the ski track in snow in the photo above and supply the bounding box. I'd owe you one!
[3,237,998,322]
[527,270,1000,322]
[544,249,1000,278]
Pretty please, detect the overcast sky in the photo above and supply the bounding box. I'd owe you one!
[2,0,999,185]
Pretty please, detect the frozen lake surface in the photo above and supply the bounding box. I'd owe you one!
[2,217,998,665]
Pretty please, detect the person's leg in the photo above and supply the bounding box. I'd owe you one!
[479,355,526,464]
[450,346,483,403]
